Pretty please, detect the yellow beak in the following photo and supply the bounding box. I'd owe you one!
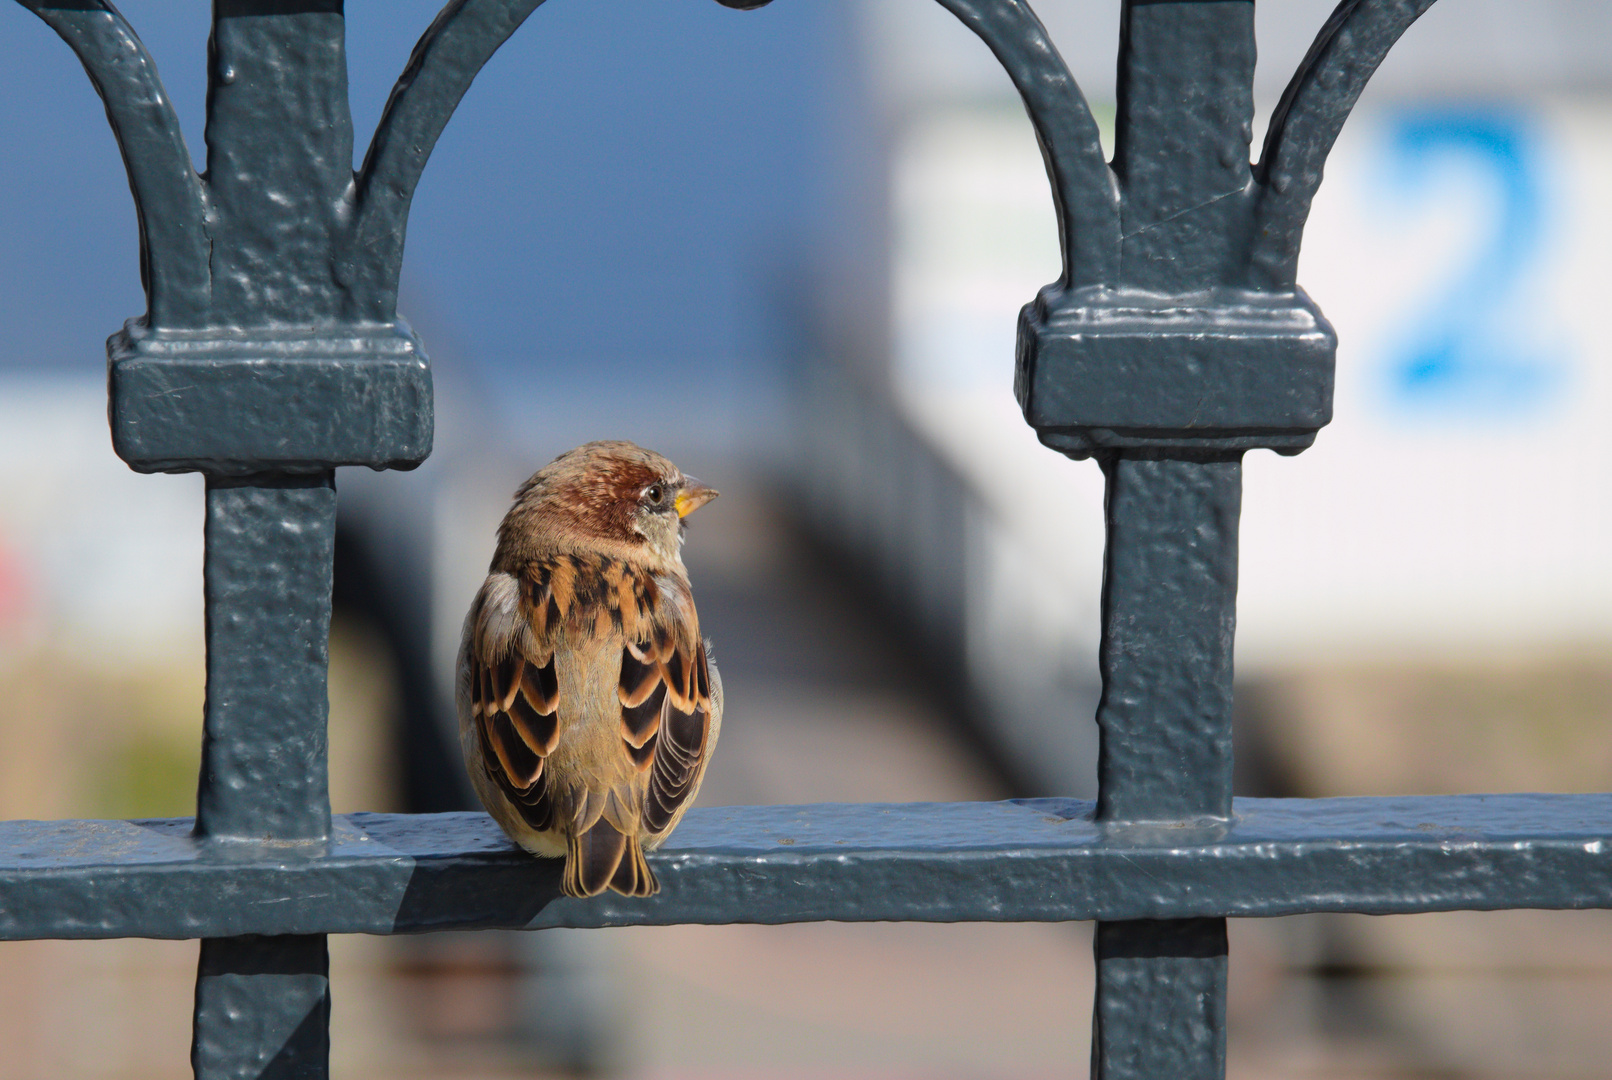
[674,478,719,518]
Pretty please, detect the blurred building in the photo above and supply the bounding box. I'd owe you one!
[818,0,1612,797]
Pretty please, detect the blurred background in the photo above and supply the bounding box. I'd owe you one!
[2,0,1612,1076]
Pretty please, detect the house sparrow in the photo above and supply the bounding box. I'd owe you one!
[457,441,722,898]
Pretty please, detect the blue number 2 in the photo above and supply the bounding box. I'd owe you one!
[1383,109,1562,418]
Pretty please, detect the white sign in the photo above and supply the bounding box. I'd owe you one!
[891,98,1612,673]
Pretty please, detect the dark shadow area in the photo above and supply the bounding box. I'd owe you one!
[333,523,470,814]
[1233,677,1305,799]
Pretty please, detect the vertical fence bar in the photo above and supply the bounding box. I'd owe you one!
[1094,457,1239,824]
[194,935,331,1080]
[191,4,351,1076]
[1091,458,1238,1080]
[194,476,336,1080]
[1090,3,1253,1077]
[205,0,354,326]
[1094,918,1228,1080]
[198,476,336,844]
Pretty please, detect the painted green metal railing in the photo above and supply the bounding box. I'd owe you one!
[6,1,1605,1078]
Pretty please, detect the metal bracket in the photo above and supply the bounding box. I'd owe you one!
[108,320,433,476]
[1017,286,1336,458]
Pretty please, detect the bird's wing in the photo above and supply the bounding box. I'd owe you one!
[470,555,715,890]
[465,569,563,833]
[618,574,717,837]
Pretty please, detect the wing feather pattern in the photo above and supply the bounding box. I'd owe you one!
[641,641,714,836]
[469,570,564,842]
[469,554,718,899]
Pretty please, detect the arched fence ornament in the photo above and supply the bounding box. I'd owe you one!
[6,1,1610,1078]
[923,3,1441,1071]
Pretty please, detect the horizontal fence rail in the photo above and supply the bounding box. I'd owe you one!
[2,795,1610,939]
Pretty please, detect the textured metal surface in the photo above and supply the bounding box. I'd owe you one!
[199,474,337,1078]
[1094,445,1237,1076]
[108,323,432,476]
[1096,456,1240,824]
[21,0,468,475]
[1017,290,1335,456]
[199,478,337,844]
[1070,8,1261,1076]
[1094,920,1227,1080]
[1113,0,1256,292]
[14,0,564,1071]
[2,796,1611,940]
[207,1,351,325]
[193,935,330,1080]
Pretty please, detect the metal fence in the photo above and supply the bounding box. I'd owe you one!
[3,1,1608,1077]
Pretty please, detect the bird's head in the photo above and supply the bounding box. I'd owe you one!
[505,440,719,566]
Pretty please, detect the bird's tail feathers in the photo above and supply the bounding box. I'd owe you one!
[563,820,659,898]
[610,833,658,897]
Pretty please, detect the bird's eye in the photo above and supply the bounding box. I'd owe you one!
[645,484,665,506]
